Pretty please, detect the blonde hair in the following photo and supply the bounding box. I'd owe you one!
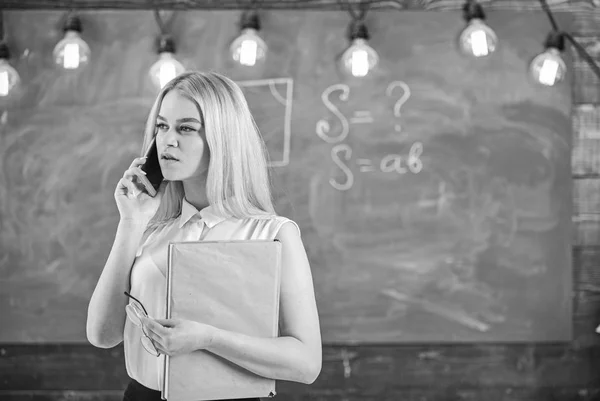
[140,71,275,232]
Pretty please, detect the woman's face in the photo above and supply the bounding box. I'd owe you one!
[155,90,210,182]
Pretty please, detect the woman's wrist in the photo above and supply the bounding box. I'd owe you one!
[195,322,218,351]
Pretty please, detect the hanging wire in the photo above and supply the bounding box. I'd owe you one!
[249,0,259,10]
[0,9,4,42]
[538,0,560,32]
[153,9,167,35]
[564,32,600,81]
[536,0,600,80]
[337,0,360,22]
[357,0,370,21]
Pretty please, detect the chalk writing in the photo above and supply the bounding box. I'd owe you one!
[238,78,293,167]
[315,84,350,144]
[329,142,424,191]
[317,81,424,191]
[386,81,411,133]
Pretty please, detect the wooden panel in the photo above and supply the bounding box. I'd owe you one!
[572,38,600,104]
[1,0,598,10]
[1,344,600,397]
[573,179,600,245]
[1,344,599,390]
[573,105,600,177]
[1,388,599,401]
[574,179,600,215]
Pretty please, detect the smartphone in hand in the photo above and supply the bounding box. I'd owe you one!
[139,138,164,197]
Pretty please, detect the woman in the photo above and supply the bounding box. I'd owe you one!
[86,71,322,400]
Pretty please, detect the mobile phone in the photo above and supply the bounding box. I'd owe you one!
[139,138,164,197]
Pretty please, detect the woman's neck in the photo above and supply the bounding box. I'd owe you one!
[182,178,210,211]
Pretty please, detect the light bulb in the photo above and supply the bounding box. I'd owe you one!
[53,16,91,70]
[149,52,185,89]
[149,35,185,90]
[530,31,567,87]
[0,42,20,97]
[230,28,267,67]
[0,59,20,97]
[230,12,267,67]
[530,48,567,86]
[341,38,379,77]
[341,21,379,78]
[459,19,498,57]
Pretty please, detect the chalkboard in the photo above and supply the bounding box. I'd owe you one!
[0,10,572,343]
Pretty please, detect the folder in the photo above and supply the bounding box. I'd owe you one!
[162,240,282,401]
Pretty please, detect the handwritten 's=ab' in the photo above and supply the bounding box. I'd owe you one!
[315,82,424,191]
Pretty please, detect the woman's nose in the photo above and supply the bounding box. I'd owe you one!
[163,129,179,147]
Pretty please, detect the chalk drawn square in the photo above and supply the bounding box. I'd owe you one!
[237,78,293,168]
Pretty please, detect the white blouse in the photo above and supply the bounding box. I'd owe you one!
[123,197,300,390]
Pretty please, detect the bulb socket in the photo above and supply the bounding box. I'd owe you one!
[0,42,10,59]
[544,31,565,52]
[157,34,176,54]
[240,11,261,31]
[63,14,83,33]
[349,20,369,41]
[462,1,486,22]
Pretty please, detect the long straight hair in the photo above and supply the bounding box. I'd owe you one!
[140,71,275,232]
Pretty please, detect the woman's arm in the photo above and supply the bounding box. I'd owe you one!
[144,221,322,384]
[207,222,322,383]
[86,219,147,348]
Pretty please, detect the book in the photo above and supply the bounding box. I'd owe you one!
[162,240,282,401]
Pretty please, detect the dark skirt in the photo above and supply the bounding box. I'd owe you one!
[123,378,262,401]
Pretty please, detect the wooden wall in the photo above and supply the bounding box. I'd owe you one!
[1,1,600,400]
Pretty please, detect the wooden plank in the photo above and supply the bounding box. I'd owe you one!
[572,38,600,104]
[573,218,600,246]
[573,179,600,245]
[572,105,600,177]
[1,343,599,391]
[0,0,598,12]
[1,387,599,401]
[574,179,600,215]
[0,344,129,390]
[0,391,124,401]
[0,388,599,401]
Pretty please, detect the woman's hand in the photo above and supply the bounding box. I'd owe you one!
[141,317,216,356]
[114,157,167,224]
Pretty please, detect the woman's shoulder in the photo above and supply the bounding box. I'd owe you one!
[231,213,301,238]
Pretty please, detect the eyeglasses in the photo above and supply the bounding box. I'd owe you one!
[124,291,159,357]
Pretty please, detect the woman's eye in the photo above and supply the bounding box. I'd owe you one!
[155,123,168,130]
[180,126,196,133]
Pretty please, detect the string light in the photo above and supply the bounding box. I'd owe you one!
[230,10,267,67]
[0,42,20,97]
[458,0,498,57]
[149,34,185,89]
[148,11,185,90]
[0,11,20,97]
[530,31,567,86]
[53,13,91,70]
[341,19,379,78]
[530,0,600,87]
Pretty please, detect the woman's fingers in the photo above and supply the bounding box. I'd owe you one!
[123,165,150,189]
[129,156,148,169]
[119,177,140,198]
